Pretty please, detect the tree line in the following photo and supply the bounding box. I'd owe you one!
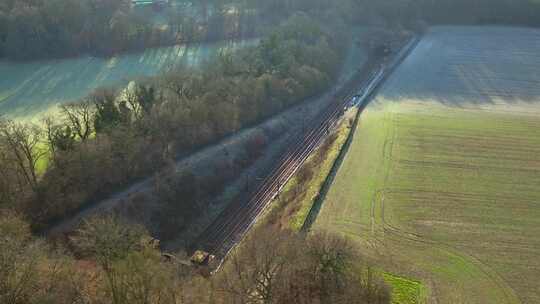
[2,0,539,61]
[0,13,348,232]
[0,0,265,61]
[0,0,364,61]
[362,0,540,29]
[0,212,391,304]
[0,0,164,60]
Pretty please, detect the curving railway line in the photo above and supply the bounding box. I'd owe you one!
[192,35,420,268]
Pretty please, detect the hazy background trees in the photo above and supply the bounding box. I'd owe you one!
[2,0,540,61]
[357,0,540,29]
[0,0,151,60]
[0,0,348,61]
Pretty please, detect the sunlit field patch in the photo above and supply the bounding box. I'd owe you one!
[0,39,256,121]
[383,272,426,304]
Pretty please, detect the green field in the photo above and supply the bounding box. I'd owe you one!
[383,272,426,304]
[314,26,540,304]
[314,101,540,303]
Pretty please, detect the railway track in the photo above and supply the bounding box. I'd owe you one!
[192,35,420,268]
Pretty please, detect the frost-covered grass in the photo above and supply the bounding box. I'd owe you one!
[0,39,256,121]
[315,26,540,304]
[380,26,540,109]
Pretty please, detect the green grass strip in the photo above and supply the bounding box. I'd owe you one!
[383,272,426,304]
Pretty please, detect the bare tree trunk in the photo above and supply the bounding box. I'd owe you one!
[0,120,46,193]
[61,99,95,142]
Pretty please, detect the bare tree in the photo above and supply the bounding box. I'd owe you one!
[43,116,76,156]
[162,70,199,102]
[0,141,17,207]
[216,227,298,304]
[95,247,180,304]
[0,119,46,192]
[0,212,87,304]
[124,85,143,122]
[70,215,148,271]
[216,228,391,304]
[60,99,94,142]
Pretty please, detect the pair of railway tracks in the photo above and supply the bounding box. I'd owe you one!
[192,36,420,269]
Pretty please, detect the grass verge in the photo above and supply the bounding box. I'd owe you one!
[289,111,357,231]
[261,108,358,231]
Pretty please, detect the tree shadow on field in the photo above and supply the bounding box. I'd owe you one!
[0,39,256,119]
[377,26,540,108]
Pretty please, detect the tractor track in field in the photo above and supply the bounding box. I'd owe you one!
[377,188,519,304]
[370,110,520,304]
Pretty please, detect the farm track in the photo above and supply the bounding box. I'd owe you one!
[192,36,420,265]
[372,113,518,303]
[376,189,520,304]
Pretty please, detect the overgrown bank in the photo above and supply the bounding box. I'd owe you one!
[262,108,358,231]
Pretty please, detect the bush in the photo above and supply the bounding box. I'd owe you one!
[69,215,149,268]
